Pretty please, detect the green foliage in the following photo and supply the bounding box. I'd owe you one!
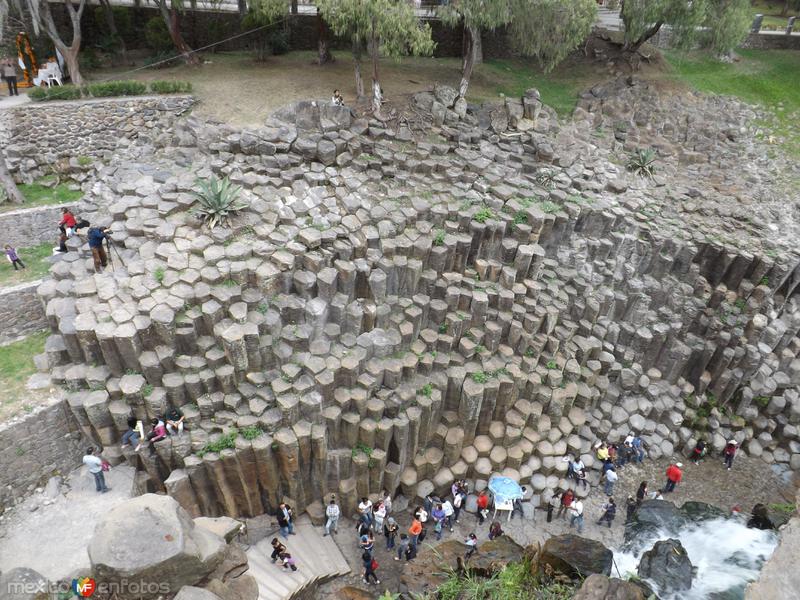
[622,0,708,50]
[145,16,173,52]
[420,383,433,397]
[507,0,597,72]
[149,80,193,94]
[524,348,535,358]
[154,267,165,284]
[759,276,770,286]
[93,6,133,54]
[142,384,154,397]
[513,211,528,225]
[754,395,770,408]
[87,80,147,98]
[28,85,82,102]
[475,344,486,353]
[200,429,239,455]
[439,322,449,334]
[535,170,556,189]
[190,176,247,229]
[546,359,558,370]
[627,148,657,177]
[707,0,752,56]
[734,298,746,311]
[474,206,495,223]
[257,302,270,314]
[438,0,510,32]
[471,371,489,384]
[0,242,55,286]
[433,229,446,246]
[240,425,264,440]
[77,156,92,167]
[768,503,796,514]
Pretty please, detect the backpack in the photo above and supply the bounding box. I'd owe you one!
[434,520,442,533]
[405,545,417,560]
[454,494,462,508]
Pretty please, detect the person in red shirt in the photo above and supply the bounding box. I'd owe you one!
[557,488,574,519]
[663,463,683,493]
[723,440,738,470]
[60,208,77,237]
[476,491,489,524]
[408,518,422,549]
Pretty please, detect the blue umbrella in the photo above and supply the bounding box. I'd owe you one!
[488,476,524,504]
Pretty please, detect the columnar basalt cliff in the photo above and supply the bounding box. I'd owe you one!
[30,81,800,519]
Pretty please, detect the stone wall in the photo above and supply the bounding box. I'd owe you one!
[0,280,47,344]
[0,399,86,511]
[0,203,79,249]
[741,31,800,50]
[5,95,195,176]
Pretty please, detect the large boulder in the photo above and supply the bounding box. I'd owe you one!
[88,494,226,600]
[400,536,525,597]
[539,535,613,579]
[625,500,686,542]
[573,574,646,600]
[637,538,692,592]
[433,83,458,109]
[746,505,800,599]
[0,568,49,600]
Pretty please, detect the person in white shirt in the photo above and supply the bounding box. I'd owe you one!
[358,497,373,526]
[569,499,584,533]
[373,501,387,532]
[604,467,618,496]
[331,89,344,106]
[324,498,340,536]
[442,499,455,531]
[82,446,110,493]
[381,489,392,514]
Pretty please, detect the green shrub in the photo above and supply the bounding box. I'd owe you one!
[149,80,193,94]
[28,85,83,102]
[191,176,247,229]
[627,148,657,177]
[87,80,147,98]
[199,429,238,456]
[471,371,488,384]
[432,229,445,246]
[154,267,165,283]
[145,16,173,52]
[420,383,433,397]
[268,28,290,55]
[474,206,495,224]
[240,425,263,440]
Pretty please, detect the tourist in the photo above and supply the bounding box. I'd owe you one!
[146,417,166,454]
[396,533,409,561]
[60,208,77,238]
[547,490,560,522]
[269,538,286,563]
[381,488,392,514]
[373,501,386,532]
[409,516,423,549]
[442,497,455,531]
[2,59,18,96]
[557,488,574,519]
[165,405,185,435]
[356,516,371,538]
[413,504,428,524]
[277,502,295,538]
[597,497,616,528]
[607,443,618,464]
[120,416,142,452]
[662,463,683,493]
[476,490,489,524]
[56,226,68,253]
[424,492,439,515]
[324,497,340,536]
[636,481,648,507]
[723,440,738,470]
[384,516,398,550]
[452,488,464,524]
[278,552,297,572]
[691,439,707,464]
[616,440,633,468]
[596,442,609,461]
[570,457,587,487]
[331,89,344,106]
[569,499,584,533]
[603,466,618,496]
[464,533,478,560]
[359,532,374,556]
[601,457,615,475]
[361,551,380,585]
[4,245,25,270]
[488,520,503,540]
[632,434,647,463]
[82,446,110,493]
[625,495,637,523]
[358,497,373,526]
[432,503,446,540]
[87,226,110,272]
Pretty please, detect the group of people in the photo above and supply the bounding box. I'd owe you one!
[691,438,739,470]
[270,504,299,574]
[120,406,185,454]
[56,208,113,272]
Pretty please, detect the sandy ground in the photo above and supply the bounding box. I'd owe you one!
[0,465,136,581]
[97,52,519,128]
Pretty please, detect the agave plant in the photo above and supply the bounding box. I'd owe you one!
[190,176,247,229]
[627,148,657,178]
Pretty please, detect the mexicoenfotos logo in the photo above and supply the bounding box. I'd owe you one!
[71,577,96,597]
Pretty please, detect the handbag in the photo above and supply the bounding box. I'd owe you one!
[101,460,111,472]
[370,558,379,571]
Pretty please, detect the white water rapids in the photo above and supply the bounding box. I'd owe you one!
[613,517,779,599]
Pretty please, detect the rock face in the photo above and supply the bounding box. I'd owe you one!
[539,535,613,579]
[573,574,646,600]
[625,500,686,541]
[0,568,49,600]
[400,536,525,597]
[746,493,800,599]
[88,494,226,599]
[637,538,693,592]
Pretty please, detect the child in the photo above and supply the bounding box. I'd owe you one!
[4,245,25,270]
[464,533,478,560]
[488,521,503,540]
[278,552,297,572]
[395,533,409,561]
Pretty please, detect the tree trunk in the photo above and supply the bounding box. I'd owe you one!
[459,25,479,99]
[99,0,129,65]
[159,3,200,65]
[39,0,87,85]
[623,21,664,54]
[62,45,83,86]
[316,13,333,64]
[471,25,483,66]
[368,24,381,115]
[782,0,789,16]
[352,41,364,98]
[0,154,24,204]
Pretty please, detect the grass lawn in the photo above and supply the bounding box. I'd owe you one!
[480,57,602,117]
[0,330,48,421]
[750,0,798,29]
[0,178,82,214]
[665,49,800,156]
[0,242,55,286]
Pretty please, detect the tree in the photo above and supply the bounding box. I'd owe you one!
[317,0,434,114]
[707,0,752,56]
[507,0,596,72]
[245,0,288,61]
[439,0,510,99]
[152,0,200,65]
[621,0,708,54]
[96,0,129,65]
[21,0,89,85]
[316,9,334,65]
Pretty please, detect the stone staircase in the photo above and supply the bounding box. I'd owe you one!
[245,515,351,600]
